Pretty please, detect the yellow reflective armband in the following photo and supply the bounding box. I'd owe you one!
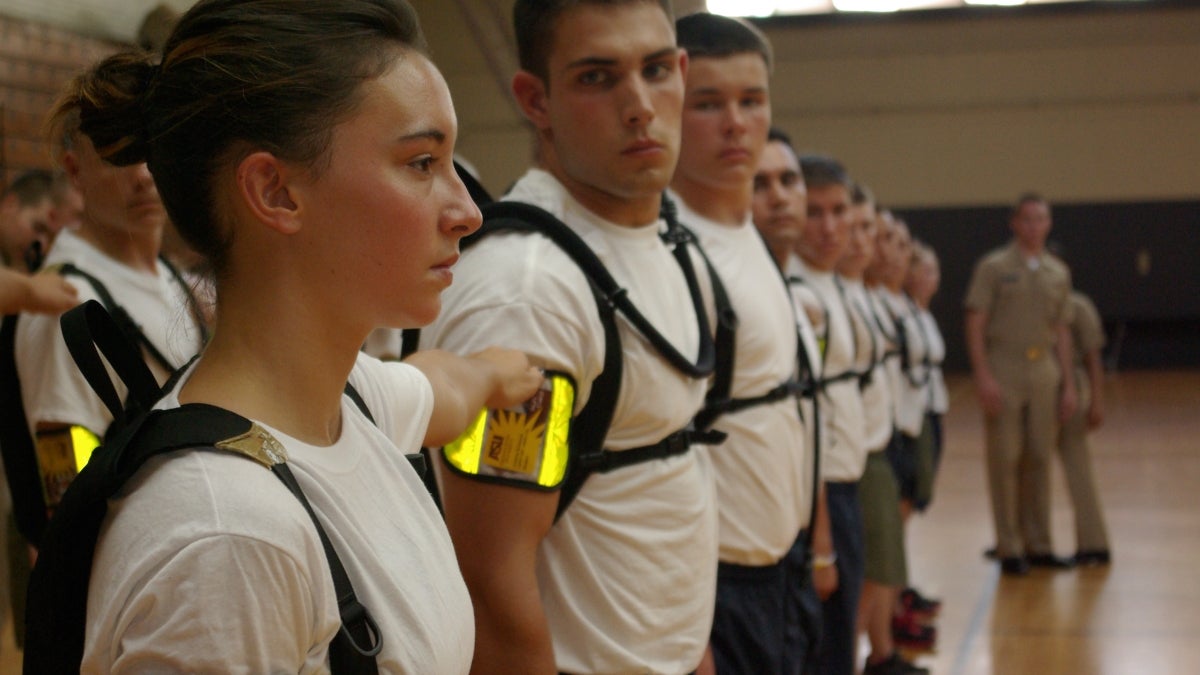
[442,371,574,490]
[35,425,101,508]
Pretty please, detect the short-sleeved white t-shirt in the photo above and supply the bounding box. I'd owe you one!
[677,200,811,565]
[789,258,868,483]
[82,354,474,674]
[16,229,205,436]
[421,169,718,674]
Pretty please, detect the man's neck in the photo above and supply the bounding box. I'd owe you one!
[671,177,750,227]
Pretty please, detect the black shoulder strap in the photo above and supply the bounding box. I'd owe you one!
[56,263,180,375]
[26,302,381,674]
[469,200,716,379]
[462,202,623,521]
[0,312,49,545]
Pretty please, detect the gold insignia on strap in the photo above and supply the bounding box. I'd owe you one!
[1025,346,1043,361]
[214,423,288,468]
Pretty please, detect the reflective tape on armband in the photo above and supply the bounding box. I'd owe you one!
[35,425,101,508]
[443,372,574,489]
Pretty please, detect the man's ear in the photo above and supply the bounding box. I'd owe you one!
[512,70,551,131]
[236,151,300,235]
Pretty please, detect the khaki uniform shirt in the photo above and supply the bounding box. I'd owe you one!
[964,243,1073,363]
[1068,291,1105,408]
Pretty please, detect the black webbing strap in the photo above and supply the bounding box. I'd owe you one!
[576,427,727,475]
[0,312,48,544]
[463,198,719,521]
[57,263,180,374]
[271,462,382,671]
[26,301,382,674]
[468,201,716,379]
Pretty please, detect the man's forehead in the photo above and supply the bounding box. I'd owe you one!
[550,2,674,63]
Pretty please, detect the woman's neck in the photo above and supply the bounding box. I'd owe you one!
[178,293,365,446]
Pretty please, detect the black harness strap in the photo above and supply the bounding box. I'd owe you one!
[463,198,723,520]
[57,262,184,375]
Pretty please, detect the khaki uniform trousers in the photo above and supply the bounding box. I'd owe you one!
[985,346,1061,558]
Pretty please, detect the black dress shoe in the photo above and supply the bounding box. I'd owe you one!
[1026,553,1075,569]
[982,547,998,560]
[999,556,1030,576]
[1073,550,1111,566]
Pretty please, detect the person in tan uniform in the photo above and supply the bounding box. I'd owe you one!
[964,193,1077,576]
[1057,290,1111,565]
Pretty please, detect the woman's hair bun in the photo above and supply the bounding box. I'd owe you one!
[69,52,160,166]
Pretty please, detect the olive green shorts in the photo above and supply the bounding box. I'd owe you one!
[859,449,907,587]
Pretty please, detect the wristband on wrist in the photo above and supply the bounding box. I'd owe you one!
[812,552,837,569]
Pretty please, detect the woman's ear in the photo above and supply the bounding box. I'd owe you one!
[511,70,551,131]
[236,151,301,235]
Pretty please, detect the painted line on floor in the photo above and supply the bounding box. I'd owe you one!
[949,563,999,675]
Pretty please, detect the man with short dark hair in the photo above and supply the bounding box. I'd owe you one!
[672,14,822,674]
[423,2,719,673]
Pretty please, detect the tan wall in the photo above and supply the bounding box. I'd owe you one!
[417,1,1200,207]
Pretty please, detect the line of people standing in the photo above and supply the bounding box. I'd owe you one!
[0,1,1106,674]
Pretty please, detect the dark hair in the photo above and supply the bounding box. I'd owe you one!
[850,182,874,207]
[767,126,794,148]
[46,0,427,277]
[2,169,55,207]
[799,154,851,192]
[675,12,772,70]
[514,0,673,83]
[1011,191,1050,219]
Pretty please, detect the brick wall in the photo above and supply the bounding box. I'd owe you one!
[0,13,118,187]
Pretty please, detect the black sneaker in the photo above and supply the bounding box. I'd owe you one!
[1027,553,1075,569]
[1073,549,1111,566]
[999,556,1030,576]
[863,651,930,675]
[901,587,942,617]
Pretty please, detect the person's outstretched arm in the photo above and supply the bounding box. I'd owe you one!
[0,267,77,315]
[405,347,544,447]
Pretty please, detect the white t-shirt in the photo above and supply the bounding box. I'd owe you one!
[677,201,811,565]
[841,279,894,453]
[16,228,205,436]
[917,308,949,414]
[82,355,474,674]
[789,258,867,483]
[880,289,928,437]
[421,169,718,674]
[784,254,826,491]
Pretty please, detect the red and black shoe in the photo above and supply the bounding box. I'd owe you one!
[892,611,937,652]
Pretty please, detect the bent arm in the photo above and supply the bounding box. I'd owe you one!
[435,464,560,674]
[405,348,543,447]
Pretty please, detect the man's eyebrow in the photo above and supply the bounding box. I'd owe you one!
[564,47,677,70]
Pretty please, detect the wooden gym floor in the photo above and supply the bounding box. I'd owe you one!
[0,369,1197,673]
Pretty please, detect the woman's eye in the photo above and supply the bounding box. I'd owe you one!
[409,156,435,173]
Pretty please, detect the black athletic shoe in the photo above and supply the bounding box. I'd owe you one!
[1073,549,1111,566]
[863,651,930,675]
[1000,556,1030,576]
[1027,553,1075,569]
[901,587,942,617]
